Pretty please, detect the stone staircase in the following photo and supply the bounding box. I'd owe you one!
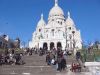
[66,55,77,65]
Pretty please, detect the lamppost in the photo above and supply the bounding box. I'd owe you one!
[72,31,76,55]
[28,40,30,48]
[72,31,75,48]
[22,41,26,48]
[69,34,72,50]
[65,28,67,50]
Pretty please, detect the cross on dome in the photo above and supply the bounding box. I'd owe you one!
[49,0,64,17]
[55,0,58,6]
[37,13,46,27]
[41,13,43,20]
[66,11,75,26]
[68,11,70,18]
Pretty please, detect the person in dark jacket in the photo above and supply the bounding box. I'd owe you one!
[61,57,66,70]
[15,53,21,65]
[76,51,81,61]
[46,53,51,65]
[57,57,62,71]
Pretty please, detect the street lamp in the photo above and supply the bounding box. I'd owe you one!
[69,34,72,50]
[72,31,76,55]
[65,28,67,50]
[72,31,75,49]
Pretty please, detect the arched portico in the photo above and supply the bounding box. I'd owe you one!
[50,42,54,50]
[57,42,62,50]
[43,42,48,50]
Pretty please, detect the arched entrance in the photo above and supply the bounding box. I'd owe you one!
[57,42,62,50]
[43,42,48,50]
[50,42,54,50]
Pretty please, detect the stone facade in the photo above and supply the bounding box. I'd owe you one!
[29,0,82,51]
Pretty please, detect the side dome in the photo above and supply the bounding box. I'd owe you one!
[49,0,64,16]
[66,12,74,26]
[37,14,46,28]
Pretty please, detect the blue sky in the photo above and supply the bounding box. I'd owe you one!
[0,0,100,44]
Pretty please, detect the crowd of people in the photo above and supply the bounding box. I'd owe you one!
[0,49,25,65]
[45,47,83,72]
[0,47,43,65]
[70,51,83,72]
[0,47,83,72]
[45,48,67,71]
[24,47,46,56]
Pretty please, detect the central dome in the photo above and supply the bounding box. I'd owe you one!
[49,0,64,16]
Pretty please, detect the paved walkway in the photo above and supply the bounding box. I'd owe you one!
[0,54,96,75]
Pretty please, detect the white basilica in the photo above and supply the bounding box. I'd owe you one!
[29,0,82,51]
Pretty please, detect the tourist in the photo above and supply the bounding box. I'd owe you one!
[15,53,21,65]
[0,54,3,65]
[19,53,25,65]
[76,51,81,61]
[11,49,15,54]
[46,52,51,65]
[57,56,62,71]
[29,49,33,55]
[61,57,67,71]
[9,53,14,64]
